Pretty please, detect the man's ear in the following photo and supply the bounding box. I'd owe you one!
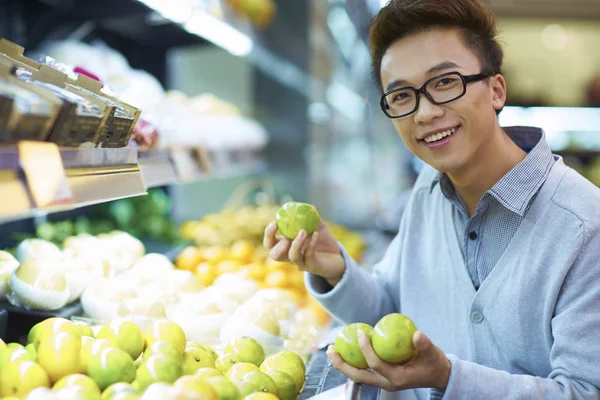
[491,74,507,112]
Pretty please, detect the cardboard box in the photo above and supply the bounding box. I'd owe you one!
[69,74,141,148]
[0,39,141,148]
[0,39,110,147]
[0,58,62,143]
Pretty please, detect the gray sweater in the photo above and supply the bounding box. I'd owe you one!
[308,147,600,399]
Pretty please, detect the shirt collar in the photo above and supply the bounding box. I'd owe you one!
[430,126,555,216]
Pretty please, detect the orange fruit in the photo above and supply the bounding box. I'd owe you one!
[265,258,293,273]
[288,270,305,290]
[200,247,229,264]
[216,261,242,276]
[230,241,255,264]
[176,246,202,271]
[195,263,217,287]
[288,289,308,308]
[242,263,266,282]
[264,270,288,289]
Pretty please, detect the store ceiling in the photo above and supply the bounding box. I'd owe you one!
[482,0,600,20]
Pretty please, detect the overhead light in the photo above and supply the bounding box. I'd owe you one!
[184,11,253,57]
[137,0,253,57]
[137,0,192,23]
[327,82,365,123]
[308,103,331,124]
[327,7,357,60]
[542,24,568,51]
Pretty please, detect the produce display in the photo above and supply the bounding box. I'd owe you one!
[11,189,180,247]
[0,200,369,399]
[0,316,306,399]
[179,204,366,262]
[0,231,144,311]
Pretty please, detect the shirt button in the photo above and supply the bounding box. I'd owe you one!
[471,311,484,323]
[468,231,478,240]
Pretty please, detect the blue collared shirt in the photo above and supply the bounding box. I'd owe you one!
[432,127,555,289]
[308,126,600,399]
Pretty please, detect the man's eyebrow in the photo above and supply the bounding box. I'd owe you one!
[427,61,460,75]
[384,61,461,92]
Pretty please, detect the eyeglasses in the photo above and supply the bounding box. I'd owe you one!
[380,71,491,119]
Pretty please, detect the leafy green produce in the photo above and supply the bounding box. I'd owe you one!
[12,189,182,247]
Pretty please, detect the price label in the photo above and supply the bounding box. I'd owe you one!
[18,141,72,208]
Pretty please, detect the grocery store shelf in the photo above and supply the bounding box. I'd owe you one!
[0,142,267,224]
[0,300,83,343]
[0,142,146,222]
[60,146,147,206]
[138,148,178,188]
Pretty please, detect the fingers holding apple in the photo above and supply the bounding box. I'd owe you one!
[327,314,451,392]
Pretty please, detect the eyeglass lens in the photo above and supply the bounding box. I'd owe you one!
[384,73,465,117]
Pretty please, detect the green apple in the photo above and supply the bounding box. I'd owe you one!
[143,340,182,363]
[109,393,140,400]
[27,317,81,349]
[225,362,259,382]
[224,337,265,367]
[54,387,100,400]
[135,354,182,391]
[87,348,135,391]
[0,347,36,373]
[194,367,221,381]
[25,343,37,360]
[241,371,278,396]
[182,346,215,375]
[215,353,243,374]
[234,379,260,397]
[260,352,305,393]
[188,342,218,361]
[205,376,241,400]
[96,320,144,360]
[80,337,114,373]
[372,313,418,364]
[100,382,136,400]
[333,323,374,369]
[74,321,95,338]
[276,202,320,239]
[53,373,100,395]
[201,345,219,361]
[265,370,297,400]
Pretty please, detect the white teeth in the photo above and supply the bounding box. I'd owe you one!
[424,127,458,143]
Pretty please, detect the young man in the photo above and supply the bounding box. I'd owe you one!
[264,0,600,398]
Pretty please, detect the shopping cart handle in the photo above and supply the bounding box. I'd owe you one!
[347,381,381,400]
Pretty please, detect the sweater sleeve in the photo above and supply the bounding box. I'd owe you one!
[433,227,600,400]
[305,234,401,326]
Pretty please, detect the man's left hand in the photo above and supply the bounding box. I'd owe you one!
[326,330,451,392]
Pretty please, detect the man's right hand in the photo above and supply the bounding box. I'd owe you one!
[263,220,346,287]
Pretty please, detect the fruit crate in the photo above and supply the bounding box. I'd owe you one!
[0,300,82,344]
[0,308,7,341]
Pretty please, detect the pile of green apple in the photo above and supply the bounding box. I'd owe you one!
[334,313,419,369]
[0,316,306,399]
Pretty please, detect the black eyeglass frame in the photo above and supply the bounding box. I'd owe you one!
[380,71,492,119]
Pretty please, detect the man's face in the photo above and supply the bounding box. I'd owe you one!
[380,28,506,174]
